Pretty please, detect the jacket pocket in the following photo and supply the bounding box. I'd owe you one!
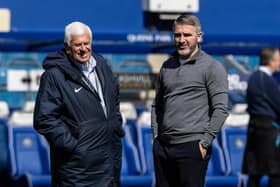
[83,147,111,173]
[61,116,80,139]
[78,119,111,151]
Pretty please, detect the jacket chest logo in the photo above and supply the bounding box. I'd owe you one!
[74,87,83,93]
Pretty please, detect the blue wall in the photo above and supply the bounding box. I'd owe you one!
[0,0,144,33]
[198,0,280,36]
[1,0,280,54]
[1,0,280,36]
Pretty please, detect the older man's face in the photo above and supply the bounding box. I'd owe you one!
[65,31,92,64]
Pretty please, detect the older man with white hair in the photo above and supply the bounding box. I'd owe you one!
[34,21,124,187]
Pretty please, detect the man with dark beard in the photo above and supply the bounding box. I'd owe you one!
[152,15,228,187]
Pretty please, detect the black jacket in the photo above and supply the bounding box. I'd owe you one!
[34,49,124,187]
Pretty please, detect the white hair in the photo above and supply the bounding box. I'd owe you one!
[64,21,92,45]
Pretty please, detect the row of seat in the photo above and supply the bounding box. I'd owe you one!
[8,126,51,187]
[123,119,269,187]
[1,107,269,187]
[5,124,243,187]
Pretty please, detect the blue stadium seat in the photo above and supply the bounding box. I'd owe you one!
[8,126,51,187]
[207,139,226,176]
[121,126,153,187]
[122,126,142,175]
[137,126,154,176]
[221,126,247,176]
[135,106,148,118]
[228,91,246,109]
[206,139,237,187]
[137,126,155,186]
[126,118,138,145]
[220,126,247,186]
[120,102,138,145]
[221,126,269,187]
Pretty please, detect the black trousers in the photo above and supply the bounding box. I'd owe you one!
[153,138,211,187]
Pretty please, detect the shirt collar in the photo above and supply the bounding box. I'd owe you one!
[259,66,272,76]
[77,56,96,72]
[178,49,202,65]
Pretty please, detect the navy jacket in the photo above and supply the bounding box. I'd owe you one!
[247,70,280,119]
[34,49,124,187]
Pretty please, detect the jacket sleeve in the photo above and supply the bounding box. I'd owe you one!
[114,75,125,137]
[200,62,229,147]
[33,71,78,152]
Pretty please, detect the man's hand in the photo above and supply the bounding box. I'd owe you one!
[199,143,207,159]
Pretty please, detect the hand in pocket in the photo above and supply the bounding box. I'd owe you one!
[199,143,207,159]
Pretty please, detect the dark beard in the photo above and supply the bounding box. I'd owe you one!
[177,44,198,60]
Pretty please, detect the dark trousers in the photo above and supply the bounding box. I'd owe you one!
[248,175,280,187]
[153,138,211,187]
